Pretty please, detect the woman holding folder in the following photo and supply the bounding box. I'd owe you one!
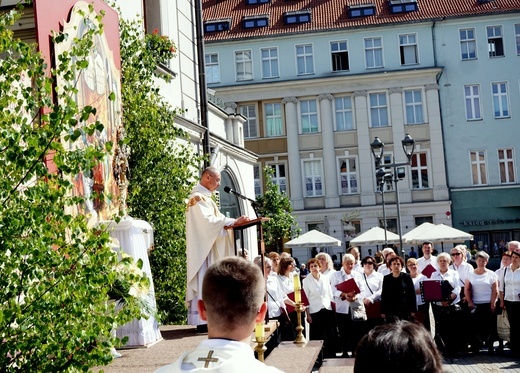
[381,255,417,323]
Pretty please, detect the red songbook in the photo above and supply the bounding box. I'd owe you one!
[335,278,361,294]
[286,289,309,313]
[420,280,443,302]
[421,264,437,278]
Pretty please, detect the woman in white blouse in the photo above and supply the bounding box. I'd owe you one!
[361,256,383,332]
[407,257,430,331]
[464,251,498,354]
[499,243,520,357]
[303,258,336,358]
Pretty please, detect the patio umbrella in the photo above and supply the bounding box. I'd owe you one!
[402,222,436,243]
[406,223,473,252]
[284,229,341,248]
[349,226,402,246]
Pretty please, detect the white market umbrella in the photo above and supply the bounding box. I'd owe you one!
[407,224,473,244]
[349,226,402,246]
[284,229,341,248]
[402,222,436,243]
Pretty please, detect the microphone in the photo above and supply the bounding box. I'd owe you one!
[224,186,258,206]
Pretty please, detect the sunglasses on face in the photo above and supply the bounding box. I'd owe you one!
[451,253,461,256]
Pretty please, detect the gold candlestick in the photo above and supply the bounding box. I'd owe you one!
[255,336,267,362]
[294,302,306,345]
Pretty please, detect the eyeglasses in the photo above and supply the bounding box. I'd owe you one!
[451,253,461,256]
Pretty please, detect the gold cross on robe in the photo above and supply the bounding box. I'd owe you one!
[197,350,218,368]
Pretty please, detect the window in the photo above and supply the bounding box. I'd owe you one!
[348,4,376,18]
[205,53,220,84]
[389,0,418,14]
[335,96,353,131]
[303,160,323,197]
[254,165,262,196]
[300,99,318,133]
[464,85,482,121]
[365,37,383,68]
[331,41,349,71]
[415,216,434,226]
[296,44,314,75]
[487,26,504,57]
[369,93,389,127]
[470,150,487,186]
[204,20,231,33]
[460,28,477,60]
[515,23,520,56]
[404,90,424,124]
[491,82,509,118]
[261,47,279,79]
[264,102,283,137]
[399,34,418,65]
[380,218,398,234]
[242,16,268,29]
[235,50,253,81]
[411,153,429,189]
[498,149,516,184]
[498,148,516,184]
[284,10,311,25]
[239,104,258,138]
[338,158,358,194]
[269,164,287,193]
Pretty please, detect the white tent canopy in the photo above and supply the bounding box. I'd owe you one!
[284,229,341,248]
[402,222,436,243]
[405,223,473,244]
[349,226,402,246]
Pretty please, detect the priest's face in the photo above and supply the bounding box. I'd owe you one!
[202,170,221,192]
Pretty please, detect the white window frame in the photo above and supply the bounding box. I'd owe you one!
[459,28,477,60]
[487,25,504,58]
[261,47,279,79]
[205,53,220,84]
[235,49,253,81]
[491,82,510,119]
[264,102,283,137]
[498,148,516,184]
[515,24,520,56]
[410,152,429,189]
[267,162,287,193]
[295,43,315,75]
[364,37,384,69]
[330,40,349,72]
[302,158,324,197]
[337,156,358,195]
[239,104,258,139]
[399,33,418,65]
[464,84,482,121]
[334,96,354,131]
[299,99,319,134]
[404,89,424,125]
[369,92,389,128]
[470,150,488,186]
[254,164,262,196]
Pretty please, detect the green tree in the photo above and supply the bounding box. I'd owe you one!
[0,5,147,372]
[119,18,200,324]
[257,166,300,252]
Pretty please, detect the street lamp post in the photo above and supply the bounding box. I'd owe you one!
[370,134,415,257]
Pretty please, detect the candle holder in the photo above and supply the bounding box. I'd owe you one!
[255,336,267,362]
[293,302,306,345]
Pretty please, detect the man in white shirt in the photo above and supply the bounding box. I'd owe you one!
[348,246,364,274]
[156,257,283,373]
[417,241,438,274]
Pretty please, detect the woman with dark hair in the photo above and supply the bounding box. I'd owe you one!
[381,255,417,323]
[354,321,444,373]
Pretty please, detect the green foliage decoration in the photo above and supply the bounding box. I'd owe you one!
[256,166,300,252]
[119,18,200,324]
[0,4,149,372]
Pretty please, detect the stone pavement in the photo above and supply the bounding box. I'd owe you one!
[94,325,520,373]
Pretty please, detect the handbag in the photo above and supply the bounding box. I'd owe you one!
[349,298,367,322]
[497,308,510,341]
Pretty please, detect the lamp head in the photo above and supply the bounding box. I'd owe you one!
[401,134,415,161]
[370,137,385,168]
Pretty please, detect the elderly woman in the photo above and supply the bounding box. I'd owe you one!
[303,258,336,358]
[494,250,512,353]
[499,242,520,357]
[381,256,416,323]
[430,252,462,354]
[464,251,498,354]
[407,257,429,330]
[361,256,384,331]
[316,252,336,278]
[330,253,367,357]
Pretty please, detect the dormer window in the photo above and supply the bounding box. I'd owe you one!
[246,0,270,4]
[388,0,418,14]
[283,10,311,25]
[348,4,376,18]
[242,15,269,29]
[204,19,231,33]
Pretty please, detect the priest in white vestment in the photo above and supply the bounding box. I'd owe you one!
[186,167,249,328]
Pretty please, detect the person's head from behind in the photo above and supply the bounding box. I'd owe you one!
[278,256,295,276]
[355,320,444,373]
[200,257,266,338]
